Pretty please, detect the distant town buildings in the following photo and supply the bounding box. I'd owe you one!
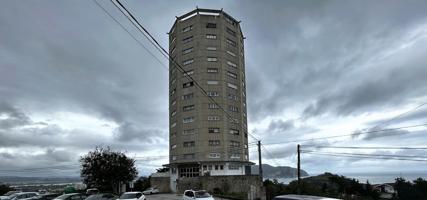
[167,8,251,191]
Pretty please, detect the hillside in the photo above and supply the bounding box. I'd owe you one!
[251,164,309,178]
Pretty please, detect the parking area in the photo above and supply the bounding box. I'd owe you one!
[146,193,230,200]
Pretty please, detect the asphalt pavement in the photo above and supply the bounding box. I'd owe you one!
[146,193,230,200]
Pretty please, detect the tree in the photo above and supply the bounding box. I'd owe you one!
[80,146,138,193]
[134,176,151,191]
[156,167,169,173]
[0,184,12,196]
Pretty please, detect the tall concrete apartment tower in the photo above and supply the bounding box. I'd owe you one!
[168,8,251,189]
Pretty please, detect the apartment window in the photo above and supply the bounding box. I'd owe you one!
[183,141,195,147]
[209,153,220,158]
[220,165,224,170]
[228,164,239,170]
[206,34,217,39]
[170,88,176,96]
[226,50,236,57]
[227,61,237,68]
[227,83,238,90]
[182,36,193,43]
[206,68,218,74]
[171,132,177,138]
[170,46,176,54]
[183,154,195,159]
[230,153,241,159]
[171,122,176,128]
[171,110,176,117]
[242,91,246,97]
[209,140,220,146]
[227,71,237,79]
[207,57,218,62]
[183,81,194,88]
[229,129,239,135]
[208,116,220,121]
[227,38,237,47]
[183,129,196,135]
[183,70,194,76]
[208,103,219,109]
[171,36,176,44]
[182,47,194,55]
[183,59,194,66]
[182,25,193,33]
[208,127,220,133]
[183,117,194,124]
[206,46,217,51]
[207,80,218,85]
[225,16,236,26]
[171,144,177,149]
[230,118,239,124]
[226,27,236,36]
[207,91,219,97]
[243,112,246,117]
[182,93,194,100]
[230,140,240,147]
[228,94,238,101]
[206,23,217,28]
[172,156,177,161]
[171,67,177,74]
[183,105,195,112]
[171,99,177,106]
[229,105,239,112]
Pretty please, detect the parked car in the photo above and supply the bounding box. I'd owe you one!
[272,195,342,200]
[1,191,22,200]
[52,193,86,200]
[142,188,159,195]
[183,190,214,200]
[85,193,117,200]
[2,192,39,200]
[1,191,23,200]
[117,192,145,200]
[28,193,60,200]
[85,189,99,196]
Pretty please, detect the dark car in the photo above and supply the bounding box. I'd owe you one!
[273,195,341,200]
[85,194,117,200]
[52,193,86,200]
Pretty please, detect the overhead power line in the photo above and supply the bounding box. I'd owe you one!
[92,0,168,70]
[262,123,427,145]
[303,152,427,162]
[301,145,427,150]
[301,150,427,159]
[110,0,260,142]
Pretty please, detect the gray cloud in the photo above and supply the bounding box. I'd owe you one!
[1,0,427,176]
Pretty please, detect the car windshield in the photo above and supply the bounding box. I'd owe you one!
[4,192,19,196]
[195,191,211,198]
[85,195,102,200]
[119,193,139,199]
[55,194,73,200]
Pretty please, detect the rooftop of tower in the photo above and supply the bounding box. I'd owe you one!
[168,8,241,34]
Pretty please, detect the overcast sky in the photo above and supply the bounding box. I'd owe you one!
[1,0,427,178]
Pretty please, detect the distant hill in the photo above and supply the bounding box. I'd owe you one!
[251,164,309,178]
[0,176,81,185]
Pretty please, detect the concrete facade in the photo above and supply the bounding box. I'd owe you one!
[168,8,252,188]
[177,175,264,200]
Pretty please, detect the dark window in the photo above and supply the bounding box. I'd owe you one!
[226,27,236,36]
[206,23,217,28]
[183,81,194,88]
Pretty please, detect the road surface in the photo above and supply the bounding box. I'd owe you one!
[146,193,230,200]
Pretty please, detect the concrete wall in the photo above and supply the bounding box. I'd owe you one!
[177,175,264,200]
[150,176,171,193]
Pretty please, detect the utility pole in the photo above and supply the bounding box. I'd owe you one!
[258,140,263,180]
[297,144,301,194]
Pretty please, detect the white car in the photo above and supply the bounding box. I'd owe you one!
[183,190,214,200]
[117,192,145,200]
[142,188,159,195]
[2,193,38,200]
